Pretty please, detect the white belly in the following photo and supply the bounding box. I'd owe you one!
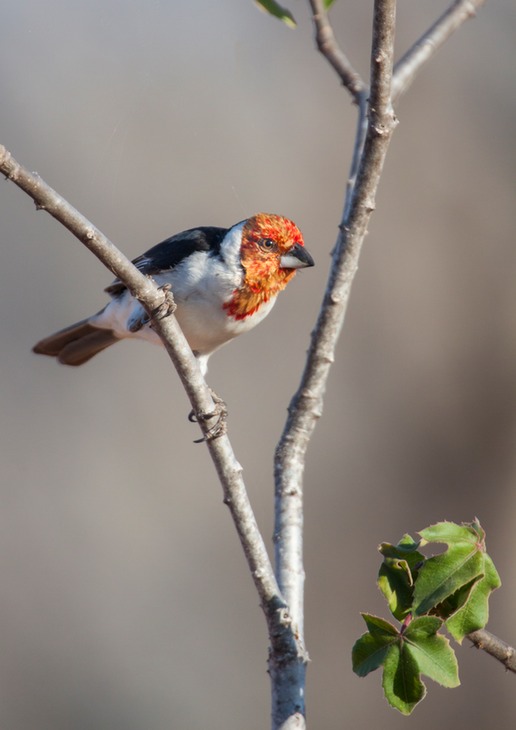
[93,258,278,358]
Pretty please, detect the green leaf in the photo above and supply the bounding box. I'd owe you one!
[324,0,338,9]
[419,519,484,547]
[352,633,394,677]
[413,521,487,615]
[378,559,414,620]
[403,615,442,639]
[362,613,399,638]
[379,534,424,569]
[382,643,426,715]
[254,0,296,27]
[378,536,425,620]
[380,616,459,713]
[352,614,398,677]
[446,554,501,643]
[353,614,460,713]
[413,545,483,615]
[403,617,460,688]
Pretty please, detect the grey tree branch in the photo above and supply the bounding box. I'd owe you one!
[274,0,492,721]
[468,629,516,674]
[392,0,486,100]
[343,92,369,220]
[369,0,397,115]
[273,6,397,728]
[0,143,305,705]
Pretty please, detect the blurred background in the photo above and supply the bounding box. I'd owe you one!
[1,1,515,728]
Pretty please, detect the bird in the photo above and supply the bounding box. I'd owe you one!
[33,213,314,376]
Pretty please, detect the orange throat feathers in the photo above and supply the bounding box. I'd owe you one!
[223,266,295,321]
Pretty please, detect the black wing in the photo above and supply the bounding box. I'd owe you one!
[105,226,228,296]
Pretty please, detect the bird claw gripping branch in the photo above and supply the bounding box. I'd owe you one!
[152,283,176,321]
[189,390,228,443]
[129,285,175,334]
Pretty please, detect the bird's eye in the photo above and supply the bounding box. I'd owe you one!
[259,238,277,252]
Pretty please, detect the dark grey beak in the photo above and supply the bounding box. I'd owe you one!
[280,243,315,270]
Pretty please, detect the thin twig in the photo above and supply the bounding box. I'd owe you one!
[343,90,369,220]
[306,0,369,219]
[307,0,365,101]
[0,142,304,670]
[392,0,486,101]
[468,629,516,674]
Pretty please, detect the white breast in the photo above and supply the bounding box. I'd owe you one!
[92,233,278,359]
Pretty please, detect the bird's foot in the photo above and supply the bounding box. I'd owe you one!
[152,284,176,319]
[189,390,228,443]
[129,285,176,333]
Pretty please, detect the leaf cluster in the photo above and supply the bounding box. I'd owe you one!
[352,520,501,714]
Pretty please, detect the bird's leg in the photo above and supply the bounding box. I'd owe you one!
[132,282,224,441]
[189,389,228,443]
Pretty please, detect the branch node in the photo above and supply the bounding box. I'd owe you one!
[278,606,293,628]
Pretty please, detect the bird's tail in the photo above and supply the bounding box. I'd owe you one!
[33,317,119,366]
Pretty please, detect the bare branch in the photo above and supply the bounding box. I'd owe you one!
[307,0,366,101]
[343,91,369,220]
[392,0,486,101]
[274,0,398,651]
[369,0,397,117]
[0,142,306,669]
[274,0,499,722]
[272,5,369,653]
[468,629,516,674]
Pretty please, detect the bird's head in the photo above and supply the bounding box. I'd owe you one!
[224,213,314,321]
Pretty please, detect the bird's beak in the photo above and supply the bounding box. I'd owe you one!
[280,243,314,270]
